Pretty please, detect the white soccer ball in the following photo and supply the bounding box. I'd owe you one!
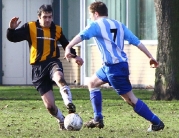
[64,113,83,131]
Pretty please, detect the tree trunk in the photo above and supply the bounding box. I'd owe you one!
[152,0,179,100]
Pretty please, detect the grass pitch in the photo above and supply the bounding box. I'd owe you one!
[0,86,179,138]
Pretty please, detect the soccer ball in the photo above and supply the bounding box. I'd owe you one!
[64,113,83,131]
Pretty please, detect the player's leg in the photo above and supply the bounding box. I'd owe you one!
[121,91,164,131]
[108,62,164,131]
[51,60,75,113]
[84,67,107,129]
[88,74,105,121]
[32,63,65,130]
[41,90,66,130]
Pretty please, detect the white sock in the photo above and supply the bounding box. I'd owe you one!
[60,86,72,106]
[55,108,65,122]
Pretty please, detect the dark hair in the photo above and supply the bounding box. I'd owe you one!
[89,1,108,16]
[37,4,53,16]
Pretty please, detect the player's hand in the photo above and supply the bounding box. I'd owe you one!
[9,17,21,29]
[64,47,74,62]
[74,56,84,66]
[149,58,159,68]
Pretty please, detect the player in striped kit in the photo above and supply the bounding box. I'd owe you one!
[7,4,83,130]
[65,1,164,132]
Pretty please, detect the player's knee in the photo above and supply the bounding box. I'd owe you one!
[88,79,98,89]
[55,76,66,85]
[58,77,65,83]
[87,80,92,88]
[53,73,64,83]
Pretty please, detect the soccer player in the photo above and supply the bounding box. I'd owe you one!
[64,1,164,132]
[6,4,83,130]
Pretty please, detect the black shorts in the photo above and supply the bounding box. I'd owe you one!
[32,58,63,96]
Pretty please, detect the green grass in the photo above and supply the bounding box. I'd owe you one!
[0,86,179,138]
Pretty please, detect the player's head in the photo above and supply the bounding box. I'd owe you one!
[89,1,108,21]
[37,4,53,28]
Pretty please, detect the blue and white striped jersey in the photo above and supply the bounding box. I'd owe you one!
[79,18,141,64]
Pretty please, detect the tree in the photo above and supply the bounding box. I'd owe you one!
[152,0,179,100]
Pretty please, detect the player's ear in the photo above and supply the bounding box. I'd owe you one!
[38,16,41,19]
[94,11,99,17]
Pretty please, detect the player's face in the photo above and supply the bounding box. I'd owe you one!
[38,12,53,28]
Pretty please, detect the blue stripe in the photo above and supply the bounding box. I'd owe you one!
[102,19,113,63]
[110,20,123,62]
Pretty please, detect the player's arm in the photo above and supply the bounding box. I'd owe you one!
[64,35,82,59]
[64,24,96,59]
[137,43,159,68]
[58,31,77,58]
[122,24,140,46]
[6,17,28,42]
[59,32,84,66]
[123,24,158,68]
[64,23,97,63]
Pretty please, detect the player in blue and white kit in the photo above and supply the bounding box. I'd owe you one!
[65,1,164,132]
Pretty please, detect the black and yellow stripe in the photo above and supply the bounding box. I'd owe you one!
[28,21,61,64]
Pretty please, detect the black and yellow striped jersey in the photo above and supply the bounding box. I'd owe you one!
[7,20,76,64]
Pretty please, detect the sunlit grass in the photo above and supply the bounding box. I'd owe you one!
[0,86,179,138]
